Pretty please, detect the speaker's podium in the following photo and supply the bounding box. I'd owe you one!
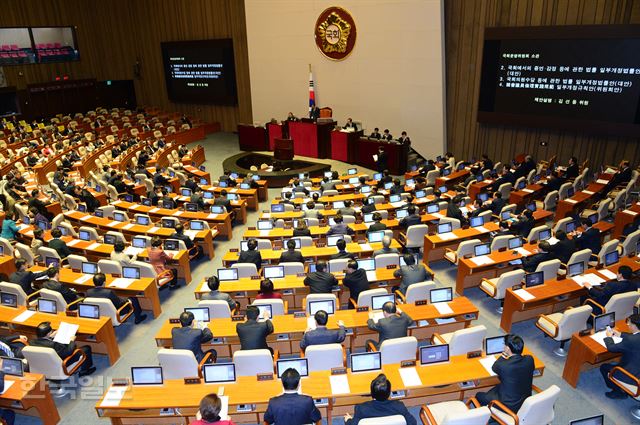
[288,118,336,159]
[274,138,293,160]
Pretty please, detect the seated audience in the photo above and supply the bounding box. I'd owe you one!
[366,302,413,350]
[345,374,416,425]
[300,310,346,351]
[279,239,304,263]
[343,260,370,309]
[237,238,262,271]
[264,368,321,425]
[600,314,640,399]
[171,311,215,362]
[201,276,237,311]
[191,393,236,425]
[255,278,282,300]
[393,254,433,294]
[373,236,399,257]
[236,305,273,351]
[303,260,338,294]
[331,238,356,260]
[32,321,95,376]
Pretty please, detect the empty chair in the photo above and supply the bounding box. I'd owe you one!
[399,224,429,251]
[488,385,561,425]
[396,281,436,304]
[352,288,388,309]
[83,297,133,326]
[0,237,14,257]
[305,293,339,312]
[97,259,123,276]
[375,253,400,268]
[432,325,487,356]
[585,292,640,322]
[98,205,116,219]
[255,239,273,250]
[304,344,345,372]
[78,226,100,241]
[607,366,640,420]
[535,259,562,281]
[22,346,89,396]
[536,305,592,356]
[425,170,439,186]
[558,182,573,200]
[198,300,234,318]
[233,349,274,376]
[15,243,36,266]
[37,247,64,266]
[67,255,89,271]
[375,336,418,364]
[537,190,558,211]
[480,269,526,312]
[444,239,480,265]
[280,262,304,276]
[420,400,491,425]
[498,182,512,200]
[621,229,640,256]
[158,348,209,379]
[232,263,258,278]
[251,299,286,316]
[490,235,512,252]
[298,236,313,247]
[526,225,550,243]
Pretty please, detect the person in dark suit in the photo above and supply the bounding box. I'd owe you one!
[48,228,71,259]
[213,189,232,213]
[446,195,467,225]
[573,217,601,254]
[327,214,355,236]
[565,156,580,179]
[584,265,638,315]
[190,188,206,211]
[343,118,357,131]
[514,155,536,179]
[43,267,80,306]
[370,128,382,139]
[86,273,146,324]
[343,260,370,309]
[345,374,416,425]
[201,276,237,311]
[330,238,356,260]
[309,105,320,121]
[376,147,388,172]
[399,205,422,230]
[236,305,274,351]
[368,212,387,232]
[490,192,506,215]
[31,321,96,376]
[9,258,49,296]
[170,223,197,252]
[300,310,346,351]
[476,334,535,413]
[264,368,321,425]
[304,260,338,294]
[171,311,216,363]
[393,254,433,294]
[237,239,262,271]
[509,209,535,239]
[608,160,633,190]
[547,230,575,264]
[600,314,640,399]
[522,241,552,273]
[28,189,53,220]
[366,302,414,349]
[279,239,304,263]
[373,236,399,257]
[397,131,410,144]
[381,129,393,141]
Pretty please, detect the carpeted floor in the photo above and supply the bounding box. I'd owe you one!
[18,132,634,424]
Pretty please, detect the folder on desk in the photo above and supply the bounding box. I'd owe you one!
[330,374,350,395]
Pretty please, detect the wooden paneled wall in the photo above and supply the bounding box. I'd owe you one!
[445,0,640,169]
[0,0,252,130]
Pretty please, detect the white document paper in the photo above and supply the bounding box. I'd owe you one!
[306,316,317,331]
[184,230,199,239]
[124,247,143,256]
[474,226,489,233]
[522,188,534,193]
[366,270,378,282]
[369,311,385,323]
[330,375,351,395]
[259,230,271,236]
[399,367,422,387]
[112,200,122,205]
[208,214,219,219]
[438,232,457,241]
[74,274,93,284]
[123,223,135,230]
[479,355,498,376]
[218,395,230,420]
[432,213,444,219]
[434,317,457,325]
[548,237,559,245]
[100,386,128,407]
[360,243,373,252]
[565,199,578,204]
[583,190,595,195]
[623,209,639,216]
[262,213,271,219]
[149,208,160,213]
[108,221,121,227]
[433,302,454,315]
[53,322,79,344]
[109,278,136,288]
[80,215,92,221]
[0,381,14,395]
[67,239,81,247]
[373,154,378,162]
[172,211,184,216]
[590,330,622,348]
[514,289,535,301]
[572,274,603,287]
[596,179,609,185]
[515,247,531,256]
[146,227,159,234]
[13,310,36,323]
[87,242,102,250]
[470,256,494,266]
[599,269,617,280]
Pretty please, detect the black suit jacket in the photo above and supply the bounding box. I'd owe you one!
[548,238,576,264]
[43,279,79,304]
[575,227,601,254]
[236,319,273,350]
[9,270,48,295]
[490,198,507,215]
[86,287,127,310]
[31,336,76,359]
[522,252,552,273]
[304,271,338,294]
[492,354,535,413]
[588,279,638,308]
[604,332,640,377]
[264,392,321,425]
[510,217,534,239]
[367,312,413,345]
[279,250,304,264]
[346,399,417,425]
[170,232,194,250]
[48,238,71,259]
[171,326,213,362]
[238,250,262,271]
[343,269,370,304]
[399,214,422,230]
[565,163,580,179]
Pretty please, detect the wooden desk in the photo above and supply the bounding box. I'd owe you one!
[96,351,543,424]
[612,203,640,239]
[562,320,628,388]
[30,265,162,319]
[201,185,259,211]
[156,298,479,356]
[0,373,60,425]
[62,210,217,260]
[500,258,640,332]
[509,184,546,207]
[435,168,470,188]
[554,176,611,221]
[0,305,120,365]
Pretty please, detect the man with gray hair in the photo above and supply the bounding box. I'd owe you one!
[373,236,399,257]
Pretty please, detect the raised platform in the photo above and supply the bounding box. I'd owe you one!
[222,152,331,187]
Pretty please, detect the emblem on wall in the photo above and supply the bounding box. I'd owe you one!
[314,7,357,60]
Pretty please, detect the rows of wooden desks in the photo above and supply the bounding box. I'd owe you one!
[0,373,60,425]
[554,175,612,221]
[500,257,640,332]
[157,298,479,356]
[454,221,614,295]
[612,202,640,239]
[423,209,552,263]
[96,350,544,424]
[0,305,120,365]
[165,193,248,225]
[18,224,195,284]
